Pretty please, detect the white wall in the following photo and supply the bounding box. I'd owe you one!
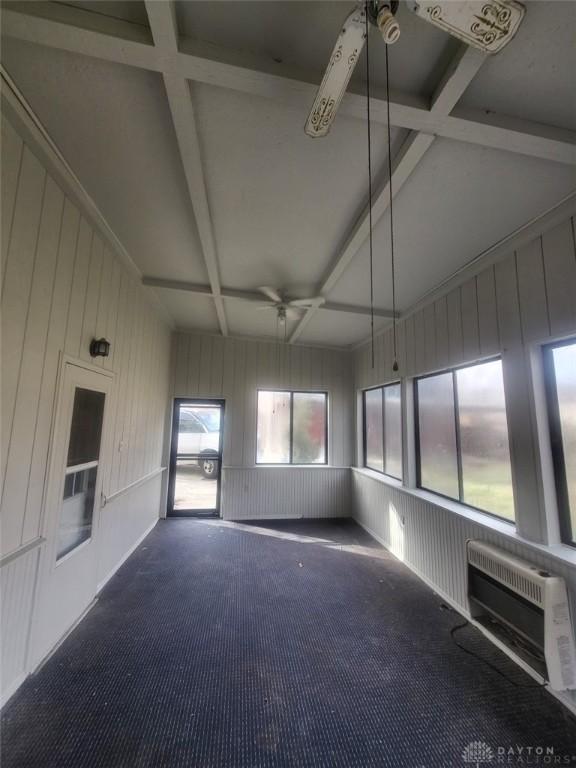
[352,207,576,709]
[171,332,353,520]
[0,111,171,703]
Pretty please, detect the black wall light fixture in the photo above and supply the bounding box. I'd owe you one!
[89,338,111,358]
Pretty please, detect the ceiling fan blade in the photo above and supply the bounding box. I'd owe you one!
[258,286,283,303]
[305,3,367,138]
[285,307,300,321]
[288,296,326,308]
[406,0,525,54]
[255,304,278,311]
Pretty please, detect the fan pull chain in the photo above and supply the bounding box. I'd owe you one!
[385,43,399,373]
[365,1,375,370]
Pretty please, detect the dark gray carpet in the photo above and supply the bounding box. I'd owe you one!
[2,518,575,767]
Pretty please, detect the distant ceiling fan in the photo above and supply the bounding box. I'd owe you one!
[255,286,326,324]
[305,0,526,138]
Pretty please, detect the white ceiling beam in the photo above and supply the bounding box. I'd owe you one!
[141,276,397,319]
[3,3,575,166]
[290,42,488,344]
[144,0,228,336]
[430,45,486,114]
[289,131,435,343]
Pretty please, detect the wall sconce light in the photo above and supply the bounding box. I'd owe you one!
[89,338,111,358]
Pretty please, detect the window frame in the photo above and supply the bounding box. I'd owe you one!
[414,356,514,523]
[256,389,329,466]
[362,381,403,481]
[543,337,576,547]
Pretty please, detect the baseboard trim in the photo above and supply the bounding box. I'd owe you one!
[354,516,576,719]
[96,518,158,594]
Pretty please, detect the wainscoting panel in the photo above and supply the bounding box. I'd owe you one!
[222,468,351,521]
[351,468,576,709]
[0,542,41,706]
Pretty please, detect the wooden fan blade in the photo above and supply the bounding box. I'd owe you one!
[304,4,367,138]
[258,286,283,303]
[288,297,326,307]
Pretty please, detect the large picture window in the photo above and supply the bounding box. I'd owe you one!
[256,390,327,465]
[415,359,514,521]
[544,339,576,546]
[362,383,402,480]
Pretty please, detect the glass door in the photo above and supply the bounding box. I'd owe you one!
[167,399,225,517]
[30,362,112,669]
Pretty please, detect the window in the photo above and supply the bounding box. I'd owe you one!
[544,339,576,545]
[415,359,514,521]
[57,387,105,559]
[257,390,327,465]
[362,383,402,480]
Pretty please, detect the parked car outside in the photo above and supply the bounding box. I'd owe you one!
[177,408,220,479]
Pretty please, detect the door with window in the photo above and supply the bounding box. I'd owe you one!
[31,362,111,667]
[167,399,225,517]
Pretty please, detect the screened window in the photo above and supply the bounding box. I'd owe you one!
[256,390,327,465]
[362,383,403,480]
[57,387,105,559]
[416,359,514,521]
[544,339,576,546]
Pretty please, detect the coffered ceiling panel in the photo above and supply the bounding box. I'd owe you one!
[1,37,209,285]
[329,137,576,313]
[192,81,406,295]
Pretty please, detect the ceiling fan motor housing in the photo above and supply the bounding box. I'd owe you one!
[368,1,401,45]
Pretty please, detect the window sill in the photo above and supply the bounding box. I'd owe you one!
[225,465,349,470]
[351,467,576,568]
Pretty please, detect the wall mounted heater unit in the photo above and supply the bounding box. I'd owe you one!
[466,540,576,691]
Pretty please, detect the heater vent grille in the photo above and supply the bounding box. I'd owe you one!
[468,545,543,607]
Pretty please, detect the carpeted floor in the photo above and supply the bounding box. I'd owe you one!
[2,518,575,767]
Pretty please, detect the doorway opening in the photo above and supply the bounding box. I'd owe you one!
[167,399,225,517]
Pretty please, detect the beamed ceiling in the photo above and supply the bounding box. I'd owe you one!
[1,0,575,347]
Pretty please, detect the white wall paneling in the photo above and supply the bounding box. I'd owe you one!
[171,332,354,520]
[352,211,576,709]
[222,468,350,521]
[354,211,576,545]
[352,468,576,711]
[0,109,171,702]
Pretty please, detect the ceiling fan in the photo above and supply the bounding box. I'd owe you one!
[305,0,526,138]
[255,286,325,324]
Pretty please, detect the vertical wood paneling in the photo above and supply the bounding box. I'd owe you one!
[1,178,64,553]
[434,296,449,368]
[495,252,522,350]
[542,220,576,336]
[172,333,353,472]
[446,288,463,365]
[1,114,171,705]
[22,199,80,543]
[516,237,550,343]
[476,267,500,355]
[223,468,350,520]
[351,468,576,711]
[460,278,480,360]
[423,303,436,372]
[64,218,92,358]
[1,116,23,280]
[79,233,104,363]
[0,544,41,704]
[1,148,46,499]
[413,310,426,373]
[1,120,171,555]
